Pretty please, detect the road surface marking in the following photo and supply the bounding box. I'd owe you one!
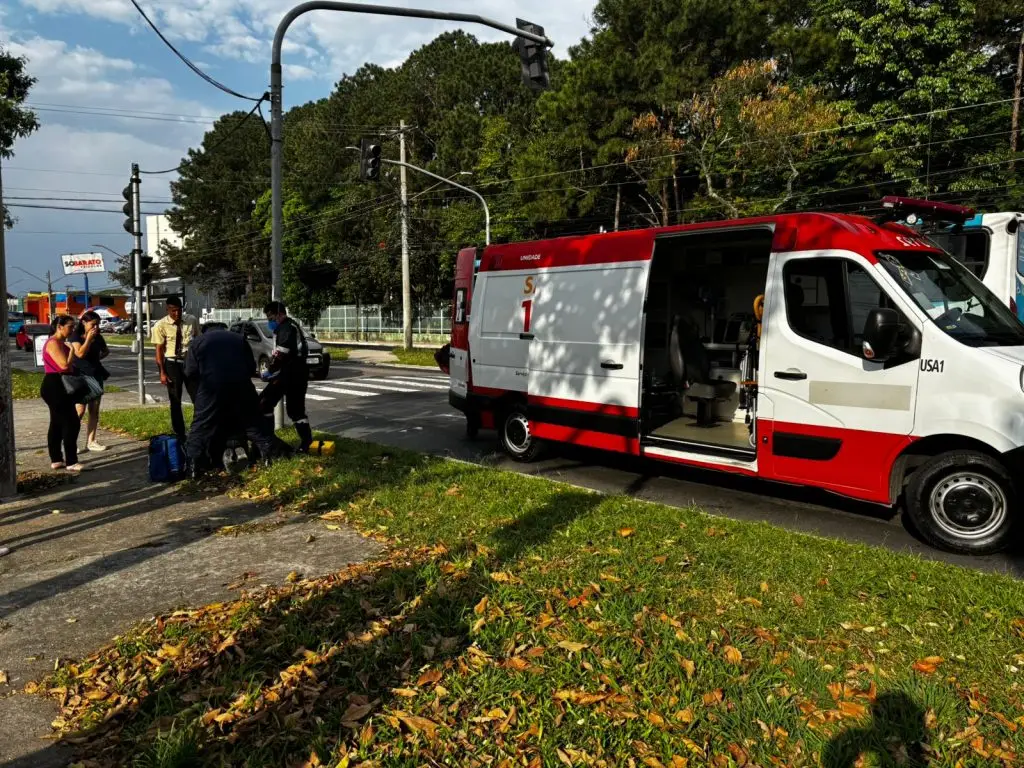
[313,386,378,398]
[337,380,419,393]
[305,393,334,401]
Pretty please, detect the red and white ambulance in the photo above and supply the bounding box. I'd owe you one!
[444,198,1024,555]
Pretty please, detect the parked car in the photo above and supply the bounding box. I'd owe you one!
[15,323,52,352]
[201,321,229,334]
[229,319,331,380]
[8,312,31,337]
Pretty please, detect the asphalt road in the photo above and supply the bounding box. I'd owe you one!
[89,346,1024,578]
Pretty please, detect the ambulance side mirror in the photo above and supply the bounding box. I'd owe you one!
[862,308,901,362]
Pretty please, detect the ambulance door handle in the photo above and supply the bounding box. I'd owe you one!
[774,369,807,381]
[520,333,534,340]
[601,361,624,370]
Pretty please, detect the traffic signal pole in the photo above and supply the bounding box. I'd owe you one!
[399,119,411,351]
[269,2,551,346]
[0,155,15,500]
[127,164,146,405]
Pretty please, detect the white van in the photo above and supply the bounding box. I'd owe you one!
[445,199,1024,555]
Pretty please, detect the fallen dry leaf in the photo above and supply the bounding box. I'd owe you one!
[723,646,743,665]
[911,656,944,675]
[647,712,667,728]
[675,708,695,724]
[653,555,668,565]
[680,658,696,679]
[839,700,868,718]
[791,594,806,608]
[286,570,301,583]
[0,670,8,686]
[340,702,375,724]
[396,712,439,739]
[417,668,442,687]
[391,687,418,698]
[702,689,724,706]
[618,528,635,538]
[670,758,689,768]
[760,582,769,593]
[557,640,589,654]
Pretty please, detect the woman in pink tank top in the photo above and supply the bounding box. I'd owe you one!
[39,316,84,471]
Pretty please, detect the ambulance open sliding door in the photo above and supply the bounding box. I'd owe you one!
[526,262,649,452]
[449,247,477,399]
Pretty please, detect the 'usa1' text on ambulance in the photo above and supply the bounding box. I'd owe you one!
[444,197,1024,556]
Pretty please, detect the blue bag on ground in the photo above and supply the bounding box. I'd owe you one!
[149,434,185,482]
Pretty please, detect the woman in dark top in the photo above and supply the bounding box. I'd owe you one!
[41,315,83,471]
[70,311,110,452]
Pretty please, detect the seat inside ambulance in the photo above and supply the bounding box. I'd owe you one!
[642,228,773,457]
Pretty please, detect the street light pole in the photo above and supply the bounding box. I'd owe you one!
[270,1,548,304]
[381,159,490,245]
[0,155,14,499]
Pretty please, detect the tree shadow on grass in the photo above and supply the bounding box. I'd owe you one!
[46,479,604,767]
[822,692,929,768]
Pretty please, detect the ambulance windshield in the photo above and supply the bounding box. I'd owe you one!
[876,250,1024,347]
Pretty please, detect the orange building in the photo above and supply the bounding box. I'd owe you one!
[23,292,129,325]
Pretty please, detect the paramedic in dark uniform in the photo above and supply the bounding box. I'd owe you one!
[259,301,314,452]
[184,328,276,475]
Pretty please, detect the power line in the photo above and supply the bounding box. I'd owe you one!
[141,97,269,175]
[128,0,262,102]
[6,203,166,214]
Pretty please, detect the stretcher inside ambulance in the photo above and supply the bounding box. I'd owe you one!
[445,199,1024,555]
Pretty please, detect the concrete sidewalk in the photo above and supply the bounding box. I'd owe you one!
[0,396,381,766]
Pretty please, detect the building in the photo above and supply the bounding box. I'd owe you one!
[145,214,182,265]
[24,292,129,324]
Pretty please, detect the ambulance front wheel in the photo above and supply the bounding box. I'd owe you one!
[500,405,543,462]
[906,451,1017,555]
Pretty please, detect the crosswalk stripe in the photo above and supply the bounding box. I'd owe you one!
[382,377,450,389]
[305,393,334,401]
[335,380,419,393]
[313,386,379,398]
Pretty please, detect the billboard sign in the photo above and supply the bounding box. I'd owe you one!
[61,252,106,275]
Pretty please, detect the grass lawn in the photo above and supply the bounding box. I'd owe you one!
[102,404,193,437]
[11,368,123,399]
[103,334,136,346]
[11,368,44,399]
[392,347,441,367]
[37,410,1024,768]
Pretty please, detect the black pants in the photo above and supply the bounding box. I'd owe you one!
[40,374,80,465]
[164,359,198,439]
[186,382,275,467]
[259,370,309,424]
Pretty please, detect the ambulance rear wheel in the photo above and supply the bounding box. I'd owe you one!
[500,405,542,462]
[906,451,1016,555]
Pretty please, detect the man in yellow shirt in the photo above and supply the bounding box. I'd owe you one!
[152,296,200,439]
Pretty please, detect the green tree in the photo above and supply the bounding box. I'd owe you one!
[164,109,270,304]
[1,46,39,228]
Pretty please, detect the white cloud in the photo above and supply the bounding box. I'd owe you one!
[14,0,596,88]
[283,63,317,81]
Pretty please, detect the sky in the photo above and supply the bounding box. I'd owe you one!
[2,0,597,296]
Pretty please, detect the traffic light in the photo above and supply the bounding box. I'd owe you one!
[515,19,549,92]
[122,183,138,236]
[132,254,153,288]
[359,138,382,181]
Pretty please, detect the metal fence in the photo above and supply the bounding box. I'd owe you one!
[205,304,451,343]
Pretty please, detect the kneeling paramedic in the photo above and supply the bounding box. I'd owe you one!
[184,328,277,476]
[259,301,314,452]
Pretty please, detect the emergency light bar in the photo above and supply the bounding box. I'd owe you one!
[878,196,975,226]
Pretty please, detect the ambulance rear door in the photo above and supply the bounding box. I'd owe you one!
[526,258,650,452]
[449,247,477,400]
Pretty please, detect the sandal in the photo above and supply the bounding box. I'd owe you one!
[65,464,86,473]
[51,462,65,470]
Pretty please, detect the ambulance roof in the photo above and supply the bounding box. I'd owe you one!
[479,211,940,273]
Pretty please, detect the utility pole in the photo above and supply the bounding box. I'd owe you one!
[46,270,54,321]
[399,119,412,351]
[0,155,15,499]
